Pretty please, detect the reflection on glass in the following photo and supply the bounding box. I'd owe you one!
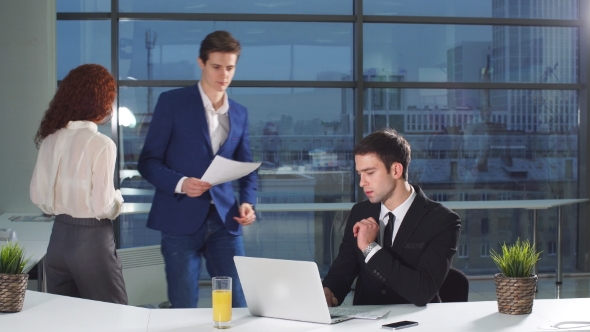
[119,87,355,173]
[119,0,352,14]
[365,89,578,135]
[364,0,578,19]
[119,21,353,81]
[119,107,137,128]
[117,89,170,250]
[118,87,355,267]
[363,87,578,273]
[364,24,578,83]
[57,0,110,12]
[118,87,173,171]
[57,21,111,80]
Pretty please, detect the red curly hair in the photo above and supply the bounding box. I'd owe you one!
[34,64,116,148]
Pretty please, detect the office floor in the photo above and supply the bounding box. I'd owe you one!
[182,275,590,308]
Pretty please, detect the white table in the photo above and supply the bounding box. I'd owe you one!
[2,291,589,332]
[147,299,590,332]
[0,213,52,292]
[122,198,589,283]
[120,202,358,214]
[121,199,588,215]
[0,213,53,241]
[0,291,149,331]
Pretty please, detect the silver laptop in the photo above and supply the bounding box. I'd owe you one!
[234,256,353,324]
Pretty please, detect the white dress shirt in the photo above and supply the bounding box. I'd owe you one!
[365,186,416,262]
[175,81,230,193]
[30,121,123,220]
[199,81,230,155]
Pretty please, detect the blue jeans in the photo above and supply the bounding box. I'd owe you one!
[161,205,247,308]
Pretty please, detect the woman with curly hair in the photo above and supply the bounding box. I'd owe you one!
[30,64,127,304]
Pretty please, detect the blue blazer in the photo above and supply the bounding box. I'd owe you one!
[138,85,257,236]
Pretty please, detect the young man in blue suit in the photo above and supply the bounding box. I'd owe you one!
[138,30,257,308]
[322,129,461,307]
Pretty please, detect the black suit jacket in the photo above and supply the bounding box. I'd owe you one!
[322,185,461,306]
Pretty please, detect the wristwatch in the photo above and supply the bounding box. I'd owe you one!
[362,242,378,257]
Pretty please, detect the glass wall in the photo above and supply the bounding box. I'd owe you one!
[119,0,351,15]
[364,24,578,84]
[119,21,353,81]
[57,0,584,276]
[57,0,109,12]
[57,20,111,80]
[363,0,578,19]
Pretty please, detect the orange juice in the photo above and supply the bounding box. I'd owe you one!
[212,289,232,322]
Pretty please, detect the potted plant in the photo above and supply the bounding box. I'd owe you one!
[490,238,541,315]
[0,241,30,312]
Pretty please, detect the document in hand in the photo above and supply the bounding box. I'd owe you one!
[201,156,261,186]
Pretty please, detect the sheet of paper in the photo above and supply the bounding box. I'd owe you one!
[201,156,261,186]
[328,307,390,320]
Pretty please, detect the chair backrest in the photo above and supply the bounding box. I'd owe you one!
[439,267,469,302]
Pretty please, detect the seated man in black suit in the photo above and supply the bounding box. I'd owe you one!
[322,129,461,307]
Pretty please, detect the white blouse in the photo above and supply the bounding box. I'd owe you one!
[30,121,123,220]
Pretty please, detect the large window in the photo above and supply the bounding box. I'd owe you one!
[364,24,578,84]
[363,0,578,19]
[57,0,109,12]
[57,0,585,277]
[119,21,353,81]
[119,0,351,15]
[57,20,111,80]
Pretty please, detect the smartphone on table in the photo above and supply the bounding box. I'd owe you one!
[381,320,419,330]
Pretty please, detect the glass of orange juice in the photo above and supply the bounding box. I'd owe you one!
[212,276,232,329]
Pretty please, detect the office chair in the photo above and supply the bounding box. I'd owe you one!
[438,267,469,302]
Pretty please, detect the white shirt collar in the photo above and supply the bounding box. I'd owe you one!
[66,121,97,132]
[198,81,229,115]
[380,185,416,225]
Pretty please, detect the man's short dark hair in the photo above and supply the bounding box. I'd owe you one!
[199,30,241,63]
[353,128,411,180]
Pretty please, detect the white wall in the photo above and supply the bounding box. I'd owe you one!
[0,0,56,213]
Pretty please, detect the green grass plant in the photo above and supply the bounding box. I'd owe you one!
[0,241,30,274]
[490,238,541,278]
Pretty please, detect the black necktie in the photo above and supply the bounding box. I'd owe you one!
[383,212,395,247]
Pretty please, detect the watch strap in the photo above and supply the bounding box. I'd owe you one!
[362,242,378,257]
